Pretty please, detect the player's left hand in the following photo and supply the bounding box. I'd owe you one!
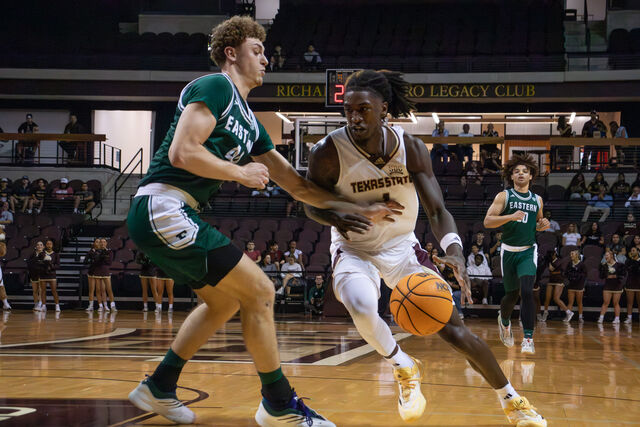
[536,218,550,231]
[361,201,404,223]
[433,254,473,304]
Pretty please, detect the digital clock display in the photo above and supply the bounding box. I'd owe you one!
[325,69,361,107]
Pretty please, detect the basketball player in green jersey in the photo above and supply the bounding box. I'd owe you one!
[484,154,550,354]
[126,17,397,427]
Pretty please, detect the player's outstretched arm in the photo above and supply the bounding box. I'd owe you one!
[484,192,524,228]
[168,102,269,189]
[404,134,471,300]
[253,139,401,223]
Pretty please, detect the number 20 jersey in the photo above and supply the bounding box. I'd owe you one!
[326,125,419,253]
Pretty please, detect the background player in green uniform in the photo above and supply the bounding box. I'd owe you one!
[484,155,550,354]
[127,16,397,427]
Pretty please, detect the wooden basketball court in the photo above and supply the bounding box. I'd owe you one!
[0,310,639,426]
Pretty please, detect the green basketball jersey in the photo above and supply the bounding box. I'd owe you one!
[500,188,541,246]
[139,73,274,206]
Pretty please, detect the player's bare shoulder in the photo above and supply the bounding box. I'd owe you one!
[401,131,432,174]
[307,134,340,188]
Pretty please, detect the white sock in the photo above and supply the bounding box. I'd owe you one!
[566,309,572,314]
[384,345,414,369]
[579,314,583,318]
[598,315,604,321]
[614,316,620,321]
[2,299,7,304]
[168,303,173,309]
[495,382,520,408]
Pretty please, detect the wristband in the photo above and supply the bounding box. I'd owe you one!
[440,232,463,252]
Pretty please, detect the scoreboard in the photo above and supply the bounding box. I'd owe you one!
[325,69,361,107]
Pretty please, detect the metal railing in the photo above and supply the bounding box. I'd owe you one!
[113,147,143,213]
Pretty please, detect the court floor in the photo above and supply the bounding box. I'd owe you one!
[0,309,639,426]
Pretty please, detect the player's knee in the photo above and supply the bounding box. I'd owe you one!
[343,294,376,318]
[245,275,276,308]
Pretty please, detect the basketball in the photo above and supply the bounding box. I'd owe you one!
[390,272,453,336]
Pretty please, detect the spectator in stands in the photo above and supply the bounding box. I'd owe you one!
[284,240,304,266]
[581,110,606,137]
[135,251,159,312]
[610,172,631,199]
[0,202,13,227]
[624,246,640,324]
[565,248,586,323]
[0,242,10,310]
[306,275,325,314]
[625,185,640,210]
[28,179,47,214]
[425,242,434,253]
[260,254,280,279]
[244,241,262,264]
[430,121,449,164]
[39,239,60,312]
[60,113,86,163]
[489,231,502,260]
[540,250,572,322]
[456,124,474,164]
[281,255,303,296]
[18,113,37,133]
[53,178,74,200]
[542,210,560,233]
[0,179,13,212]
[556,115,573,137]
[629,235,640,254]
[554,115,574,169]
[581,222,604,247]
[483,151,501,175]
[566,172,590,200]
[482,123,499,138]
[83,238,102,311]
[620,212,638,237]
[302,44,322,71]
[155,267,174,313]
[609,121,629,165]
[598,250,625,324]
[95,238,115,312]
[466,244,488,269]
[467,253,492,305]
[10,176,31,213]
[480,123,499,162]
[562,223,581,247]
[264,240,284,264]
[581,185,613,223]
[72,182,96,215]
[465,161,483,184]
[472,231,489,255]
[588,172,609,196]
[27,241,44,311]
[270,45,286,71]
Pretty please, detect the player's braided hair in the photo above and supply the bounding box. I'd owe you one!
[345,69,415,118]
[502,154,539,187]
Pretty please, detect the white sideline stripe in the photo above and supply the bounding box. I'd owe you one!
[311,333,412,366]
[0,327,136,348]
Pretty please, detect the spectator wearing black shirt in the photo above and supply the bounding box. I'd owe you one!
[581,222,604,248]
[306,275,326,314]
[624,246,640,324]
[270,45,286,71]
[480,123,499,162]
[28,179,47,214]
[17,113,37,133]
[136,250,160,312]
[619,213,638,237]
[565,249,587,322]
[10,176,31,213]
[482,151,501,175]
[16,114,40,163]
[567,172,590,200]
[581,110,607,169]
[61,114,86,163]
[587,172,609,198]
[540,250,571,322]
[554,115,573,169]
[73,182,95,214]
[610,172,631,199]
[598,250,625,323]
[0,179,13,212]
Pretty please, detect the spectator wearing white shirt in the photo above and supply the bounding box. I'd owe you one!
[284,240,304,266]
[467,244,489,269]
[625,185,640,210]
[0,202,13,231]
[281,256,303,295]
[562,223,581,247]
[456,123,474,164]
[467,254,492,304]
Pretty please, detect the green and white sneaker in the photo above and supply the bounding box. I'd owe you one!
[128,377,196,424]
[255,391,335,426]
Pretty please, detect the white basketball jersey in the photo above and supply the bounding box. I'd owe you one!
[328,125,419,252]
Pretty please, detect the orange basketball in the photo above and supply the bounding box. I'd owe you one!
[389,272,453,336]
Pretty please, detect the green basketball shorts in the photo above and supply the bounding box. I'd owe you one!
[500,244,538,293]
[127,194,241,288]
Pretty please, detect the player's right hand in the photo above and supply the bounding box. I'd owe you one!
[327,211,372,240]
[361,201,404,223]
[238,162,270,189]
[511,210,526,222]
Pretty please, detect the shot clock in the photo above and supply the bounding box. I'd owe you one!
[325,69,361,107]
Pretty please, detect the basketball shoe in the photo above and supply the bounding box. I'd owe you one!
[128,377,196,424]
[498,313,514,347]
[503,396,547,426]
[521,338,535,354]
[393,356,427,422]
[254,391,336,426]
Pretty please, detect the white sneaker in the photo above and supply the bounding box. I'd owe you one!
[579,315,584,323]
[143,303,148,312]
[104,304,110,312]
[612,317,620,324]
[2,302,11,310]
[55,304,61,312]
[563,311,574,323]
[255,392,336,427]
[498,313,514,348]
[85,302,94,311]
[597,316,604,324]
[98,304,104,312]
[110,303,117,312]
[41,304,47,312]
[624,316,632,324]
[536,313,543,321]
[155,304,162,313]
[540,311,548,322]
[168,305,173,313]
[33,303,42,312]
[521,338,535,354]
[129,378,196,424]
[482,298,488,305]
[393,357,427,422]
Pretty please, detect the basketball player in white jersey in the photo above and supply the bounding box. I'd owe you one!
[305,70,546,427]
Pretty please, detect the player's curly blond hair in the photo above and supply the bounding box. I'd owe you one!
[210,16,266,67]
